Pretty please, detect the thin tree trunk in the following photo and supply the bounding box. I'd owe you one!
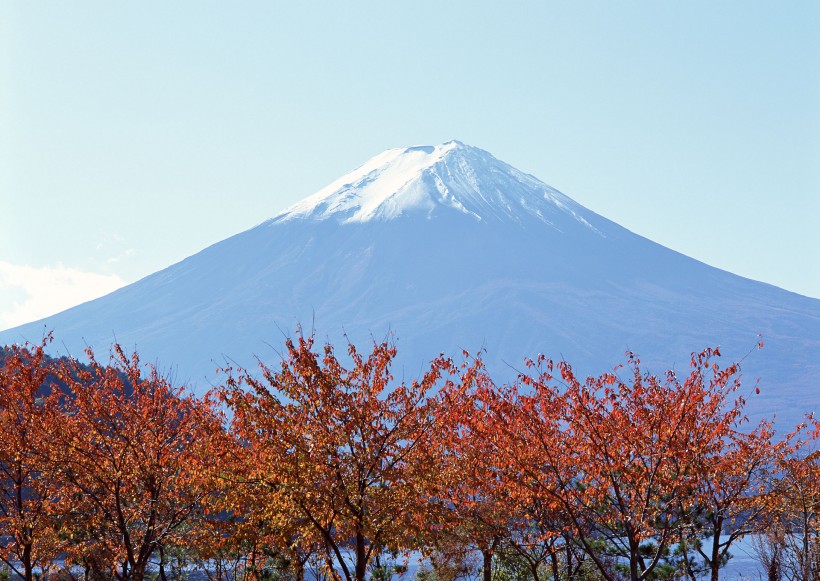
[679,534,698,581]
[159,545,169,581]
[355,531,367,581]
[482,550,493,581]
[709,516,723,581]
[629,539,640,581]
[20,537,33,581]
[547,551,558,581]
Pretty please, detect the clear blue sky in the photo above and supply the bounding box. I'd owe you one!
[1,1,818,329]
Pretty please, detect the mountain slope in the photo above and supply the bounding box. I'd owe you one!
[2,141,818,426]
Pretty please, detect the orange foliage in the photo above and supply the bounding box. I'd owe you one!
[0,338,65,581]
[51,345,223,581]
[431,357,517,581]
[217,333,454,581]
[492,348,756,581]
[0,332,805,581]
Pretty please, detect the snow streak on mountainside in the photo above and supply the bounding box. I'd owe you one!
[1,141,818,429]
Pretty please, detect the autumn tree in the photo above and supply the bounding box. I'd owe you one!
[472,364,589,581]
[430,362,523,581]
[0,338,64,581]
[52,345,223,581]
[493,348,751,581]
[761,421,820,581]
[679,416,779,581]
[218,333,453,581]
[195,411,321,581]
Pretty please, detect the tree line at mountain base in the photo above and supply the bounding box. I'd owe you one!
[0,333,818,581]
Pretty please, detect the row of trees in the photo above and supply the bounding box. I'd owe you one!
[0,334,818,581]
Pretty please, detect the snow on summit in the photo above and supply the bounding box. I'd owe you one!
[273,141,599,232]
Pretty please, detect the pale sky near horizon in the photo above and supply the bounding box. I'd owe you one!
[2,1,819,331]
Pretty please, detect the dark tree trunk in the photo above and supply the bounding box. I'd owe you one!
[482,550,493,581]
[709,516,723,581]
[130,558,148,581]
[355,531,367,581]
[22,540,33,581]
[548,550,558,581]
[629,537,640,581]
[159,545,169,581]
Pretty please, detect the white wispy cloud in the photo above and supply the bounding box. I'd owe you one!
[0,261,126,331]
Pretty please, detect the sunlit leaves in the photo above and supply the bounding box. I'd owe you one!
[0,334,813,581]
[216,333,457,581]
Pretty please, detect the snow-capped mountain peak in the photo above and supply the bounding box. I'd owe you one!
[1,140,818,433]
[272,141,596,231]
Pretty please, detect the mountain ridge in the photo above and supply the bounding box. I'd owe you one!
[1,141,817,428]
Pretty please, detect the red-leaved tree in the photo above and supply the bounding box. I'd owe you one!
[52,345,223,581]
[218,333,454,581]
[0,339,65,581]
